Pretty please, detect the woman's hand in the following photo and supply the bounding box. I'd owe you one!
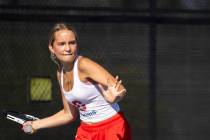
[99,76,127,103]
[22,121,37,134]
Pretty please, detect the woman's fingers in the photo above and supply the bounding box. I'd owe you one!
[119,88,126,95]
[103,76,127,102]
[114,76,119,88]
[22,121,36,134]
[23,124,33,134]
[115,80,122,90]
[107,76,126,93]
[107,75,122,90]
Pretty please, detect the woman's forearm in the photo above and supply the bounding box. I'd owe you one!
[32,109,76,130]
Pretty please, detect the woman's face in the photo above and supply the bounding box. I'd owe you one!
[49,29,78,64]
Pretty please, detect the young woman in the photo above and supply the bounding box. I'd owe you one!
[22,23,132,140]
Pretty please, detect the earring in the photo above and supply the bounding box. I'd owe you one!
[51,53,56,59]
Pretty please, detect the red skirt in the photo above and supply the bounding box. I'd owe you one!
[75,112,132,140]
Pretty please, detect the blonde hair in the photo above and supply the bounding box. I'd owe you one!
[49,23,78,46]
[49,23,78,70]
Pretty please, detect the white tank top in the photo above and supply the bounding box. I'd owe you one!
[61,57,120,123]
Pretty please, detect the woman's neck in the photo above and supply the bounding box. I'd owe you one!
[63,63,74,72]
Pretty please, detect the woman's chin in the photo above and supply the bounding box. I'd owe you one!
[61,57,76,64]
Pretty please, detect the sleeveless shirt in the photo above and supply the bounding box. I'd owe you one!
[61,57,120,123]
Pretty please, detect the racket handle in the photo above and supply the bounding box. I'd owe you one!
[22,124,35,134]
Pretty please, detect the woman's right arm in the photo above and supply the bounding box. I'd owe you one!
[23,71,78,133]
[31,94,77,130]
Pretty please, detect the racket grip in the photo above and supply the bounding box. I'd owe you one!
[23,124,35,134]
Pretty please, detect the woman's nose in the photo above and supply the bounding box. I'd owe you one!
[64,44,71,51]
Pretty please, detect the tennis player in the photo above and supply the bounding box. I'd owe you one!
[22,23,132,140]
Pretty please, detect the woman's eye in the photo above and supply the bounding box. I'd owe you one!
[58,42,65,46]
[69,41,76,45]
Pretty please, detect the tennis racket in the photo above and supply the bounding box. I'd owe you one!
[0,110,39,133]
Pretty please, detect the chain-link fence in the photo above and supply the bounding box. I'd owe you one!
[0,1,210,140]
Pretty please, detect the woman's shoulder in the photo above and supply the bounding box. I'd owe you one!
[77,55,90,62]
[77,56,96,70]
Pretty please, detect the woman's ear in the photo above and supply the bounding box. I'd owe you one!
[48,45,54,54]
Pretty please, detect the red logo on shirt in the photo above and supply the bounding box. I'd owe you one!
[72,100,86,111]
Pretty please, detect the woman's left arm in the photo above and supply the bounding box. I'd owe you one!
[78,57,127,103]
